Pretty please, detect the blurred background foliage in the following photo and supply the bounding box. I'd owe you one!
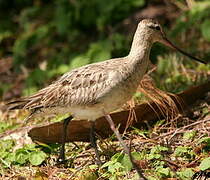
[0,0,210,100]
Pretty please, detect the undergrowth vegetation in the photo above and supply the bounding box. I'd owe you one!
[0,0,210,179]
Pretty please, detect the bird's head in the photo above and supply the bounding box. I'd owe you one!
[137,19,207,64]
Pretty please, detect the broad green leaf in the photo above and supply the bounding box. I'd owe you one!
[5,153,15,164]
[24,143,36,150]
[199,157,210,171]
[121,154,132,171]
[110,152,124,162]
[156,167,170,178]
[15,150,29,165]
[177,168,194,180]
[101,160,115,169]
[120,152,143,171]
[29,151,47,166]
[108,162,124,173]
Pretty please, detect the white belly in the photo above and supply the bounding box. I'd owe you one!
[33,89,132,121]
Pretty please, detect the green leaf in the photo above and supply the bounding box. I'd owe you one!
[119,152,142,171]
[0,151,10,159]
[15,150,29,165]
[0,122,17,133]
[5,153,15,164]
[0,156,11,168]
[201,20,210,41]
[147,153,162,160]
[198,137,210,144]
[151,145,168,153]
[156,167,171,178]
[183,131,197,140]
[177,168,194,180]
[174,146,189,156]
[121,154,132,171]
[147,145,168,160]
[24,143,36,150]
[36,142,54,154]
[108,162,124,173]
[199,157,210,171]
[29,151,47,166]
[174,146,195,161]
[0,140,15,152]
[101,160,115,169]
[110,152,124,162]
[132,127,148,138]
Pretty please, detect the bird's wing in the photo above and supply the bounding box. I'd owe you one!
[10,59,123,110]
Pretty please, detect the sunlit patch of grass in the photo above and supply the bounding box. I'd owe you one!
[152,53,210,93]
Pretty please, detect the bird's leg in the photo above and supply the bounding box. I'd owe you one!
[57,116,73,164]
[89,121,102,166]
[105,114,147,180]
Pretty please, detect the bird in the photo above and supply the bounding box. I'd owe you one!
[8,19,206,179]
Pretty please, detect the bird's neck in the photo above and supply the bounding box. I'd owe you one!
[128,30,153,63]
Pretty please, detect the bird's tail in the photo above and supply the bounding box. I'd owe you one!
[7,98,30,110]
[7,98,40,125]
[7,90,45,111]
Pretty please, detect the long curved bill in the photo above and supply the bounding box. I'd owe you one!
[161,37,207,64]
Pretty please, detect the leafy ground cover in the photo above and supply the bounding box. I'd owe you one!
[0,0,210,179]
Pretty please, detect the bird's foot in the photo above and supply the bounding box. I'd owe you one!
[56,154,68,166]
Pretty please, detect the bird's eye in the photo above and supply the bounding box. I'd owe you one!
[148,25,160,31]
[155,26,160,30]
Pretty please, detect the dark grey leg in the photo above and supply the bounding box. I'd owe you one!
[57,116,73,164]
[90,121,102,166]
[105,114,147,180]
